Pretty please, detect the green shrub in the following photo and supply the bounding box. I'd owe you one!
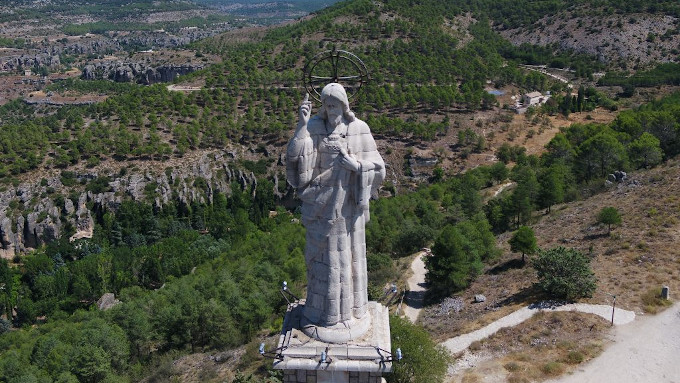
[533,247,596,300]
[541,361,565,375]
[566,351,585,364]
[387,315,450,383]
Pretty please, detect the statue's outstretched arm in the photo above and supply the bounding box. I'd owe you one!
[286,94,315,189]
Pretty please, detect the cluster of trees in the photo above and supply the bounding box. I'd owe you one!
[529,88,615,119]
[365,161,509,298]
[405,91,678,299]
[0,158,483,381]
[61,15,236,36]
[0,37,26,48]
[1,1,679,380]
[4,0,604,178]
[0,181,304,382]
[45,0,201,20]
[486,91,680,232]
[472,0,680,28]
[507,226,597,300]
[503,43,605,80]
[598,63,680,97]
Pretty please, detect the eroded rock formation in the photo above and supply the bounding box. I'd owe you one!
[0,151,278,258]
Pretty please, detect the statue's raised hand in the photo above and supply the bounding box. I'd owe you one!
[295,93,312,139]
[299,93,312,124]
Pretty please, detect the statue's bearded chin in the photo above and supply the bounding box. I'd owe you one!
[329,111,344,125]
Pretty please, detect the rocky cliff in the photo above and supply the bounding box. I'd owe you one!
[0,53,61,71]
[0,151,275,259]
[499,13,679,66]
[81,61,204,84]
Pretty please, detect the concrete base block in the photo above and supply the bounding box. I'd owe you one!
[273,301,391,382]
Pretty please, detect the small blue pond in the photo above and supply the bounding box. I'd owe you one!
[487,89,505,96]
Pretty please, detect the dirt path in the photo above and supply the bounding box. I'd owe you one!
[548,303,680,383]
[441,303,636,355]
[493,182,514,198]
[402,252,427,322]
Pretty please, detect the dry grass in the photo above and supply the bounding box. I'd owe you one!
[640,287,673,314]
[451,311,609,383]
[535,159,680,313]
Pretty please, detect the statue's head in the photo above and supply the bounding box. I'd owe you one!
[319,83,355,122]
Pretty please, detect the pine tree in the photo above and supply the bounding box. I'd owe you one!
[509,226,537,263]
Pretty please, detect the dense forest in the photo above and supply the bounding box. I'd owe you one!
[1,90,679,381]
[4,0,680,178]
[0,0,600,177]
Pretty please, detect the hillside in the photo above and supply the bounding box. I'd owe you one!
[500,9,680,67]
[420,157,680,383]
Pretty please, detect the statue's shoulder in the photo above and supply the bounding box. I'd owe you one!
[307,116,325,134]
[349,118,371,135]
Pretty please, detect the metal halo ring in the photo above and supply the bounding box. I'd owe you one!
[302,49,370,103]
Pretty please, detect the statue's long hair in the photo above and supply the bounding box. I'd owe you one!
[318,83,356,122]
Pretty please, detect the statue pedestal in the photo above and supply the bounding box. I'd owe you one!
[273,300,392,383]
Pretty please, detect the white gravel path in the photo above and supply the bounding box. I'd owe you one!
[441,303,636,355]
[403,253,427,322]
[548,303,680,383]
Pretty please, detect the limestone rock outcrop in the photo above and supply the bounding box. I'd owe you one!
[81,61,203,84]
[0,151,280,258]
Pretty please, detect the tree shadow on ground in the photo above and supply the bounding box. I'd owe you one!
[495,283,550,307]
[405,287,426,310]
[584,232,609,240]
[486,258,526,275]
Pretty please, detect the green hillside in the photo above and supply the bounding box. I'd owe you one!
[1,0,680,382]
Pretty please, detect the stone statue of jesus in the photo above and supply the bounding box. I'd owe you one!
[286,83,385,332]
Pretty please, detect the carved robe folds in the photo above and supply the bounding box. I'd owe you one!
[286,116,385,326]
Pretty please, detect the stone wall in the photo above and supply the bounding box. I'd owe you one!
[282,370,384,383]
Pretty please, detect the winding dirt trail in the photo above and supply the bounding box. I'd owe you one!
[403,252,427,322]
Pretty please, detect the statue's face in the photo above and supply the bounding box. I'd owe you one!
[323,96,343,120]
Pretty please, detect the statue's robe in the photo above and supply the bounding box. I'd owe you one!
[286,115,385,326]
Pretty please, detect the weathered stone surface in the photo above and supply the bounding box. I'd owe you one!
[0,217,16,258]
[286,84,385,333]
[273,302,392,374]
[474,294,486,303]
[81,61,203,84]
[97,293,121,311]
[0,53,60,71]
